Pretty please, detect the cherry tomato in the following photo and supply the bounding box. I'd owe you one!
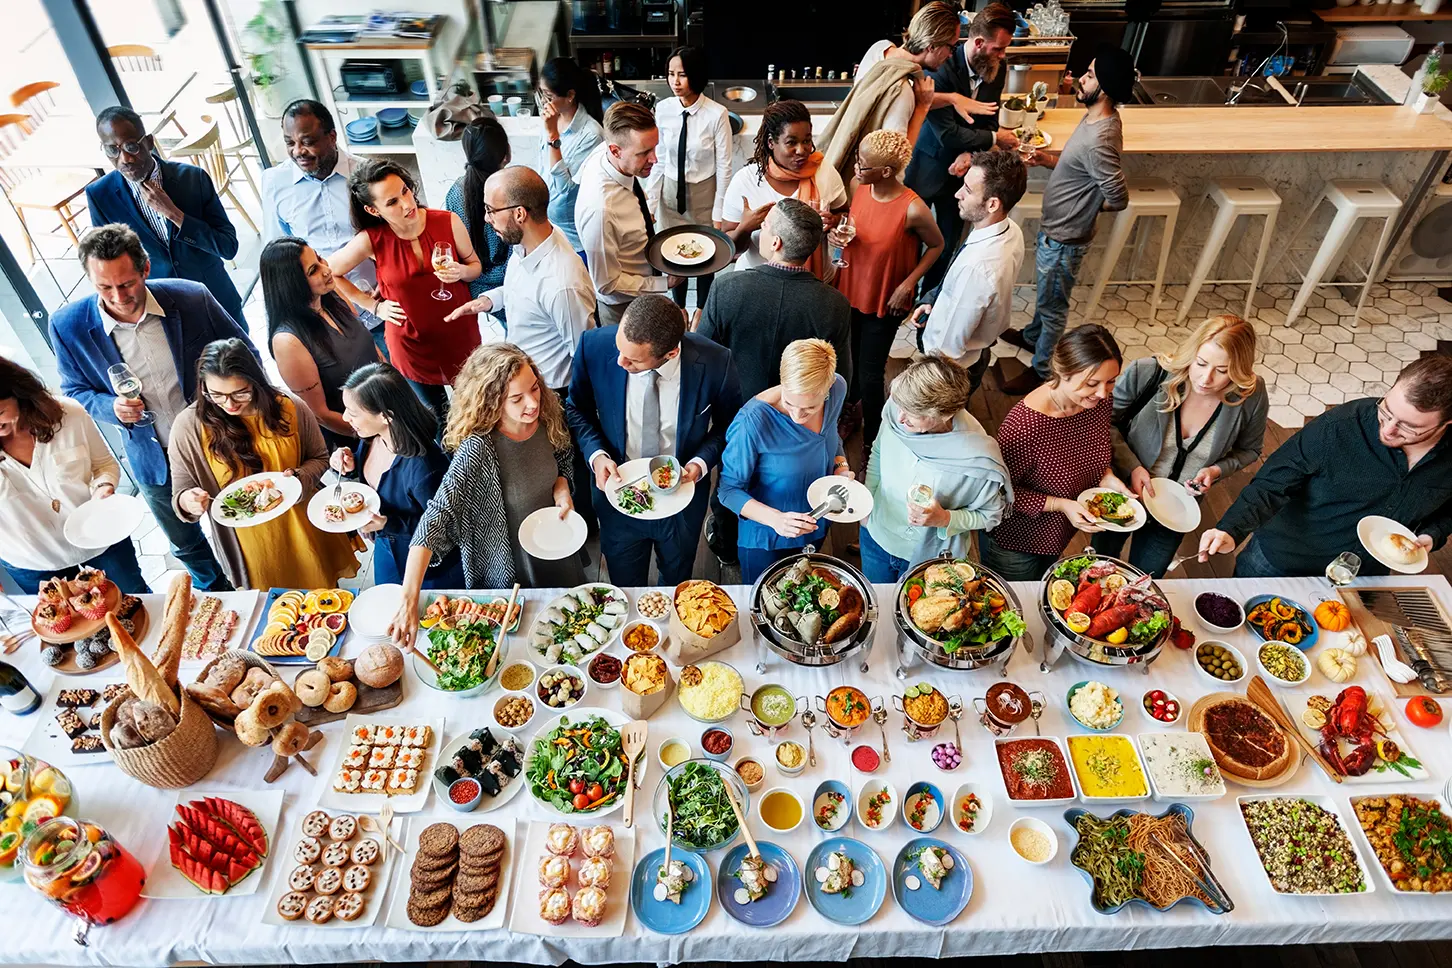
[569,778,585,794]
[1406,696,1443,729]
[573,793,591,810]
[587,782,605,802]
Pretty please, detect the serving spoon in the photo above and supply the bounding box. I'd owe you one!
[801,709,818,768]
[872,703,891,765]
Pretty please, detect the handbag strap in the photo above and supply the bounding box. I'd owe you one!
[1114,362,1164,434]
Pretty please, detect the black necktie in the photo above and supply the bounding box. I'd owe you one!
[632,178,656,239]
[676,110,689,215]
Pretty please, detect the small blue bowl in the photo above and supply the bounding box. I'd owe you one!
[410,79,429,97]
[1066,681,1125,732]
[447,777,482,811]
[902,781,945,834]
[700,725,733,762]
[377,107,409,127]
[812,779,852,832]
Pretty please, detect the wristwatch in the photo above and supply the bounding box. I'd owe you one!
[547,138,563,149]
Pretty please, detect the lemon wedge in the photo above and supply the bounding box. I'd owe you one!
[1065,611,1091,634]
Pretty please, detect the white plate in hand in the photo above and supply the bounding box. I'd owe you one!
[307,482,381,533]
[663,232,715,266]
[1076,488,1146,533]
[806,476,874,523]
[210,473,303,529]
[1357,515,1428,574]
[606,458,695,521]
[519,507,588,560]
[63,494,147,549]
[1141,477,1201,533]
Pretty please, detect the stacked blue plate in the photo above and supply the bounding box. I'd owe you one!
[344,118,379,143]
[410,79,429,98]
[377,108,409,128]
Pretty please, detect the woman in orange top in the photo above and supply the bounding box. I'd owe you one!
[835,130,943,450]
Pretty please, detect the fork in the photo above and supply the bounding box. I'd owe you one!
[1163,552,1199,574]
[809,484,850,520]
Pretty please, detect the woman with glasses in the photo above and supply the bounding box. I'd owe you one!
[721,100,850,277]
[538,57,604,260]
[445,117,512,303]
[834,130,944,452]
[168,339,360,590]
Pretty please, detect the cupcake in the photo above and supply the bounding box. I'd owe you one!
[69,588,109,622]
[544,822,578,857]
[577,855,611,889]
[537,853,571,888]
[580,825,615,859]
[37,577,69,605]
[73,567,109,595]
[538,886,571,925]
[571,885,607,926]
[36,601,74,634]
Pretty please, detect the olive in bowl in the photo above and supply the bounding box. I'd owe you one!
[538,666,587,709]
[1194,640,1246,684]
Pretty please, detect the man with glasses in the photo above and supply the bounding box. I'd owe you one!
[50,224,258,591]
[1198,355,1452,577]
[85,106,246,328]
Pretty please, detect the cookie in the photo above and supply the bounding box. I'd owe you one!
[277,890,309,921]
[293,836,321,865]
[411,848,457,873]
[287,865,315,892]
[459,824,505,857]
[334,891,365,921]
[407,882,453,910]
[350,838,380,866]
[301,810,331,838]
[343,864,371,893]
[328,815,357,842]
[314,866,343,896]
[454,869,499,896]
[305,894,335,924]
[417,822,459,857]
[407,897,450,927]
[321,841,350,868]
[451,888,497,923]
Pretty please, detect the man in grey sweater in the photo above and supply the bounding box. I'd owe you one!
[1001,44,1134,394]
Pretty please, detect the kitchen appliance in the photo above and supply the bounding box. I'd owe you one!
[472,47,537,101]
[642,0,676,32]
[339,60,407,97]
[892,554,1025,676]
[1387,182,1452,283]
[1061,0,1235,75]
[748,547,879,674]
[1037,554,1173,674]
[1327,25,1414,66]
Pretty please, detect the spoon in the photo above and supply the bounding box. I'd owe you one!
[361,807,404,858]
[872,703,891,765]
[947,698,964,749]
[1372,633,1419,684]
[1029,696,1044,736]
[801,709,818,768]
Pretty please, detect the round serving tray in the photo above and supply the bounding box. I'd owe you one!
[1186,692,1303,789]
[646,224,735,278]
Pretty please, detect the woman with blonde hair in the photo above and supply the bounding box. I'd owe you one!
[389,343,581,647]
[1094,313,1268,576]
[835,129,944,450]
[719,339,855,582]
[859,354,1012,582]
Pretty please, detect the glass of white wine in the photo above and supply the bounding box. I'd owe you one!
[829,215,856,269]
[106,363,153,426]
[430,242,454,301]
[1325,551,1360,586]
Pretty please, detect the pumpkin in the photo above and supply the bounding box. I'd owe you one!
[1317,647,1357,683]
[1314,600,1351,632]
[1343,628,1369,657]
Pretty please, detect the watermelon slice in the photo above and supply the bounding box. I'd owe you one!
[165,796,268,896]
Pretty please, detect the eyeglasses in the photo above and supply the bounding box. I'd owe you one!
[206,387,255,405]
[100,141,148,159]
[1377,397,1441,440]
[483,202,523,217]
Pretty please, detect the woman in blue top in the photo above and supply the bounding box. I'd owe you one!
[719,339,856,583]
[444,117,512,301]
[329,363,464,587]
[538,57,604,258]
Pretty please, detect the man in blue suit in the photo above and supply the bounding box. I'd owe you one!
[566,295,743,587]
[51,224,257,590]
[85,106,246,327]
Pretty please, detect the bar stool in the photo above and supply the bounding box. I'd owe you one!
[1174,177,1281,325]
[1083,178,1181,321]
[1279,179,1401,328]
[1007,192,1042,286]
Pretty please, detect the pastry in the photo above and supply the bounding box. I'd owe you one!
[361,769,387,792]
[544,823,578,857]
[571,885,607,926]
[333,769,363,794]
[324,504,345,524]
[314,866,343,895]
[538,853,570,888]
[539,886,570,924]
[351,838,380,866]
[293,836,322,865]
[288,865,316,892]
[386,768,418,795]
[341,490,367,514]
[277,891,309,921]
[343,745,370,769]
[1385,531,1423,565]
[328,815,357,842]
[578,855,611,889]
[368,746,396,770]
[322,842,350,869]
[402,724,432,748]
[342,864,371,893]
[333,891,365,921]
[374,724,403,746]
[305,894,335,924]
[580,825,615,859]
[1199,696,1293,781]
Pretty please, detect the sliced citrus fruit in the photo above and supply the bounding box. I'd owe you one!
[5,764,25,794]
[1048,579,1075,612]
[0,816,22,835]
[1106,627,1130,644]
[1064,611,1091,634]
[1302,707,1327,730]
[1102,573,1127,592]
[23,795,61,828]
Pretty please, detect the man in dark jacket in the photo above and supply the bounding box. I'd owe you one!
[86,106,245,327]
[904,4,1017,293]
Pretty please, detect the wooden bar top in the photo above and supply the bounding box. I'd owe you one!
[1036,105,1452,153]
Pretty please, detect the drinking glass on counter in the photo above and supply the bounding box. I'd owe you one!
[21,817,144,934]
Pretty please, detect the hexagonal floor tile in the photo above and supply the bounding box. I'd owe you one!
[1269,326,1303,345]
[1314,352,1349,374]
[1258,307,1287,326]
[1385,342,1421,362]
[1388,289,1422,307]
[1349,360,1382,382]
[1267,386,1291,406]
[1296,362,1330,385]
[1147,335,1178,354]
[1261,336,1284,356]
[1353,333,1387,353]
[1303,333,1335,354]
[1278,372,1311,396]
[1117,327,1148,346]
[1320,324,1353,344]
[1330,371,1364,395]
[1124,344,1154,361]
[1285,344,1316,364]
[1267,405,1305,429]
[1122,286,1149,303]
[1137,320,1168,337]
[1290,394,1325,418]
[1099,293,1128,311]
[1310,384,1343,406]
[1337,343,1368,363]
[1263,353,1295,374]
[1325,298,1356,316]
[1307,307,1339,327]
[1364,380,1391,396]
[1405,331,1439,351]
[1359,307,1390,325]
[1367,350,1403,372]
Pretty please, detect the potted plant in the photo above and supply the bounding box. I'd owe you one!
[1413,58,1450,114]
[243,0,289,118]
[1020,81,1051,134]
[999,95,1026,130]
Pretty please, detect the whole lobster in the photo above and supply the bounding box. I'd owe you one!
[1318,686,1385,776]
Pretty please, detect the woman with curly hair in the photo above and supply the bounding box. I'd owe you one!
[169,339,361,589]
[389,343,582,646]
[721,99,850,276]
[835,130,944,451]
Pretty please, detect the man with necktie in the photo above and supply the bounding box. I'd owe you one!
[576,103,684,327]
[565,295,743,586]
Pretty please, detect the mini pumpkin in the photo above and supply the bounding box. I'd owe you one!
[1314,600,1351,632]
[1318,647,1357,683]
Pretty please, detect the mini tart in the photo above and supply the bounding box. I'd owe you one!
[571,885,607,926]
[288,865,316,892]
[305,894,336,924]
[322,842,350,868]
[580,825,615,859]
[350,838,380,866]
[342,864,371,893]
[538,886,570,924]
[301,810,331,838]
[578,855,611,889]
[538,853,571,888]
[333,891,365,921]
[544,822,579,857]
[277,890,309,921]
[293,836,322,865]
[341,491,367,513]
[329,815,357,842]
[314,866,344,896]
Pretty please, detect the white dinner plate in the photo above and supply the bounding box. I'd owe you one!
[427,727,526,813]
[347,583,403,639]
[1076,488,1146,533]
[519,507,588,560]
[384,817,518,931]
[662,232,715,266]
[209,473,303,529]
[63,493,147,549]
[1141,477,1201,533]
[1357,514,1428,574]
[142,787,285,899]
[306,482,381,533]
[316,714,445,815]
[806,476,873,523]
[507,820,635,937]
[606,458,695,521]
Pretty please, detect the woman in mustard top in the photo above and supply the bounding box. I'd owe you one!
[169,339,361,590]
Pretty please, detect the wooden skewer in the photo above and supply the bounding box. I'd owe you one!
[484,583,521,680]
[1245,675,1343,783]
[722,781,760,860]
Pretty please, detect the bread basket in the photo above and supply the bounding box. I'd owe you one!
[193,649,281,730]
[100,686,219,788]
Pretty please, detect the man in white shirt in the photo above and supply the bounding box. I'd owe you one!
[907,149,1027,392]
[261,99,386,356]
[576,102,682,327]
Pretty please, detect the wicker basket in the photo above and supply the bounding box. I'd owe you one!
[193,649,281,730]
[101,686,219,788]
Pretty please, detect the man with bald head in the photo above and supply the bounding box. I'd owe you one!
[446,165,596,392]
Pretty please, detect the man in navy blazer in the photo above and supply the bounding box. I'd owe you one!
[86,106,245,327]
[51,224,257,590]
[566,295,743,587]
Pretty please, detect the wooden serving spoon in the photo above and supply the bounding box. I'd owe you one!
[484,583,520,681]
[722,779,760,860]
[1245,675,1342,783]
[620,719,648,828]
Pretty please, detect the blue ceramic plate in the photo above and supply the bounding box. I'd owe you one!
[804,836,886,926]
[410,79,429,97]
[630,848,711,934]
[344,118,379,143]
[246,587,344,664]
[891,837,973,926]
[717,841,801,927]
[377,108,409,127]
[1066,680,1126,732]
[1062,803,1229,915]
[1242,594,1319,651]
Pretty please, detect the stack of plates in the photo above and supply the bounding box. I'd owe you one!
[345,118,379,143]
[410,79,429,98]
[377,108,410,129]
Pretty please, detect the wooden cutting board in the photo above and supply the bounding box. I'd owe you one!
[1336,587,1438,698]
[290,670,402,726]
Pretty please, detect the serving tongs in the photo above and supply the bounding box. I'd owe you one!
[1149,834,1234,913]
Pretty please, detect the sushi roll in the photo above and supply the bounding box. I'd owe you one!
[434,764,460,786]
[573,632,597,653]
[494,743,522,777]
[554,594,582,611]
[603,600,627,616]
[469,727,497,751]
[584,622,608,643]
[454,746,484,775]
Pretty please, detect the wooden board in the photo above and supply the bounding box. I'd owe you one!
[31,581,121,644]
[45,602,148,678]
[289,669,402,726]
[1336,587,1440,699]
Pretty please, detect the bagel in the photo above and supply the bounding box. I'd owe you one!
[317,656,354,683]
[324,680,358,714]
[233,705,272,747]
[250,682,293,729]
[294,670,331,707]
[271,720,310,757]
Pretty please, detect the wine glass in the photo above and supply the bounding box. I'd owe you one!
[1325,552,1361,587]
[907,466,938,513]
[828,215,856,269]
[106,363,153,426]
[430,242,454,301]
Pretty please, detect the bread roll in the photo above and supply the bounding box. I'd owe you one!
[317,656,354,683]
[1385,532,1421,565]
[108,613,179,716]
[233,705,271,747]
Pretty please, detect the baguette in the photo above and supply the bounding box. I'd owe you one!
[151,573,192,690]
[108,613,179,716]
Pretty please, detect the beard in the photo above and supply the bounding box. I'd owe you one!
[968,48,1000,84]
[496,221,525,245]
[1076,80,1103,106]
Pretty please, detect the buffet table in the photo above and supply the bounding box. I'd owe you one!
[4,574,1452,966]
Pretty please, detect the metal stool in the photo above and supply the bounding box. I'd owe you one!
[1083,178,1181,321]
[1278,179,1401,328]
[1175,176,1281,325]
[1007,192,1043,286]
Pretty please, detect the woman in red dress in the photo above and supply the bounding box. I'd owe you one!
[330,159,482,415]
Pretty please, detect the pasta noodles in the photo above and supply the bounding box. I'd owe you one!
[1070,812,1213,910]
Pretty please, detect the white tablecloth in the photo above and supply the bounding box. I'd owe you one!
[4,574,1452,966]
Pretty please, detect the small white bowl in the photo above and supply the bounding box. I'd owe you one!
[1008,816,1058,865]
[657,736,691,774]
[950,782,993,836]
[731,755,766,793]
[773,740,807,777]
[857,779,898,832]
[1257,640,1312,686]
[620,619,665,655]
[812,780,852,831]
[492,692,536,734]
[499,659,538,694]
[757,786,805,834]
[1138,687,1183,727]
[586,652,622,690]
[1193,591,1245,634]
[537,664,589,711]
[1193,639,1247,687]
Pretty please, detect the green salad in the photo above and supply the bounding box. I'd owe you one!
[426,621,498,691]
[527,714,629,813]
[664,761,739,849]
[616,482,653,515]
